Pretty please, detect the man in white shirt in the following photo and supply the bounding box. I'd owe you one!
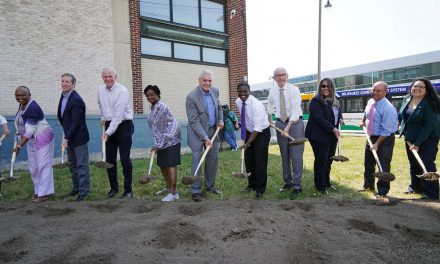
[236,82,271,199]
[268,67,305,197]
[98,67,134,199]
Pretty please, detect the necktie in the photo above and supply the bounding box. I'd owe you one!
[279,89,288,122]
[367,103,376,135]
[241,102,246,140]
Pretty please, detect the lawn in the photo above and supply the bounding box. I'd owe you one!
[1,136,439,202]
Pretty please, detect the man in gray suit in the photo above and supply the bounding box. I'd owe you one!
[186,69,224,202]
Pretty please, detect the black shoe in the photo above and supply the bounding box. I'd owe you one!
[120,192,133,199]
[69,190,79,197]
[255,192,263,199]
[107,189,119,198]
[192,193,202,202]
[290,189,302,199]
[279,184,293,192]
[75,195,86,202]
[240,187,254,193]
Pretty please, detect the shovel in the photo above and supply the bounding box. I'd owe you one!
[182,127,221,185]
[330,124,349,162]
[270,123,307,145]
[0,135,20,182]
[94,125,113,169]
[406,141,440,181]
[362,126,395,181]
[52,145,71,169]
[138,149,156,184]
[232,146,251,179]
[0,134,5,146]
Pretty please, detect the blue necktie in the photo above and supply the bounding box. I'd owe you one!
[241,102,246,140]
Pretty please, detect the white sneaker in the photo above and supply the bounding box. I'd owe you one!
[162,192,179,202]
[156,188,169,195]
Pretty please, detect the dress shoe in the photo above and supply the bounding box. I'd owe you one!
[75,195,86,202]
[69,190,79,197]
[207,188,222,195]
[32,195,48,203]
[290,189,302,199]
[107,189,119,198]
[192,193,202,202]
[120,192,133,199]
[255,192,263,199]
[279,184,293,192]
[357,187,375,192]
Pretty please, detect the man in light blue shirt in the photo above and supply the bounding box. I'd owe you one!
[359,81,398,197]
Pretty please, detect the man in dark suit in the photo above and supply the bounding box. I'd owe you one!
[185,69,224,202]
[57,73,90,202]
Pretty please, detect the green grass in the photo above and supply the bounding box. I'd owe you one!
[1,136,439,203]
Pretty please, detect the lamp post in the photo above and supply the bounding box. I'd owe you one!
[317,0,332,89]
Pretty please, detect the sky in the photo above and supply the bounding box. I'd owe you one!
[246,0,440,85]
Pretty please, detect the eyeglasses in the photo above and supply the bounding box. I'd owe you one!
[321,85,330,88]
[275,73,287,77]
[412,85,426,89]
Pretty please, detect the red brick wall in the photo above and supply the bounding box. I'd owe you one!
[226,0,248,114]
[129,0,143,113]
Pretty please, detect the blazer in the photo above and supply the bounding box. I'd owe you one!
[305,96,342,144]
[57,90,90,148]
[185,86,222,149]
[398,95,440,147]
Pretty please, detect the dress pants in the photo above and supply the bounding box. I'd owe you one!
[245,127,270,193]
[105,120,134,193]
[67,143,90,196]
[275,119,305,190]
[191,126,219,194]
[405,136,439,199]
[364,135,395,196]
[309,138,337,192]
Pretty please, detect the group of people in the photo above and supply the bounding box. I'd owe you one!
[1,67,439,203]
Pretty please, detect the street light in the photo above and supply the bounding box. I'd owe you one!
[317,0,332,89]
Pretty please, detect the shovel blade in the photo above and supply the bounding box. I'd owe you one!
[416,172,440,181]
[138,175,156,184]
[288,138,308,146]
[52,162,72,169]
[94,161,114,169]
[181,176,199,185]
[232,172,251,179]
[0,176,19,182]
[374,172,395,182]
[330,155,350,162]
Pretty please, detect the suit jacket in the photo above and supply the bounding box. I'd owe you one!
[305,96,342,144]
[185,86,222,149]
[57,90,90,148]
[398,95,440,147]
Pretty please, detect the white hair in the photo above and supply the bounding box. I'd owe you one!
[198,69,214,80]
[101,67,117,76]
[273,67,288,77]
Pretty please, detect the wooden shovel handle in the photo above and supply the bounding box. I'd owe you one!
[101,125,106,162]
[406,142,428,174]
[148,149,156,175]
[362,126,383,172]
[270,123,296,141]
[194,127,221,175]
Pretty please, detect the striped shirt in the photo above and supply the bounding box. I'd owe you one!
[147,101,181,149]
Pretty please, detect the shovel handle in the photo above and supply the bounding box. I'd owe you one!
[270,123,296,141]
[240,145,245,173]
[362,126,383,172]
[0,134,5,145]
[101,125,106,162]
[148,149,156,175]
[194,127,221,175]
[10,137,17,177]
[406,142,428,174]
[61,146,65,164]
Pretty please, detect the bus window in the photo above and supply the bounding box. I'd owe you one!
[345,97,364,113]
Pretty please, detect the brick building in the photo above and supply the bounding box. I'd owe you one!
[0,0,248,121]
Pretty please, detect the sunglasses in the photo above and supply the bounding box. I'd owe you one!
[321,85,330,88]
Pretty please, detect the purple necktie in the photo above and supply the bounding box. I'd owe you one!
[241,102,246,140]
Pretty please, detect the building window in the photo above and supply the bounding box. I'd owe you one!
[140,0,225,33]
[203,47,225,64]
[173,0,199,27]
[141,38,172,57]
[140,0,170,21]
[174,43,200,61]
